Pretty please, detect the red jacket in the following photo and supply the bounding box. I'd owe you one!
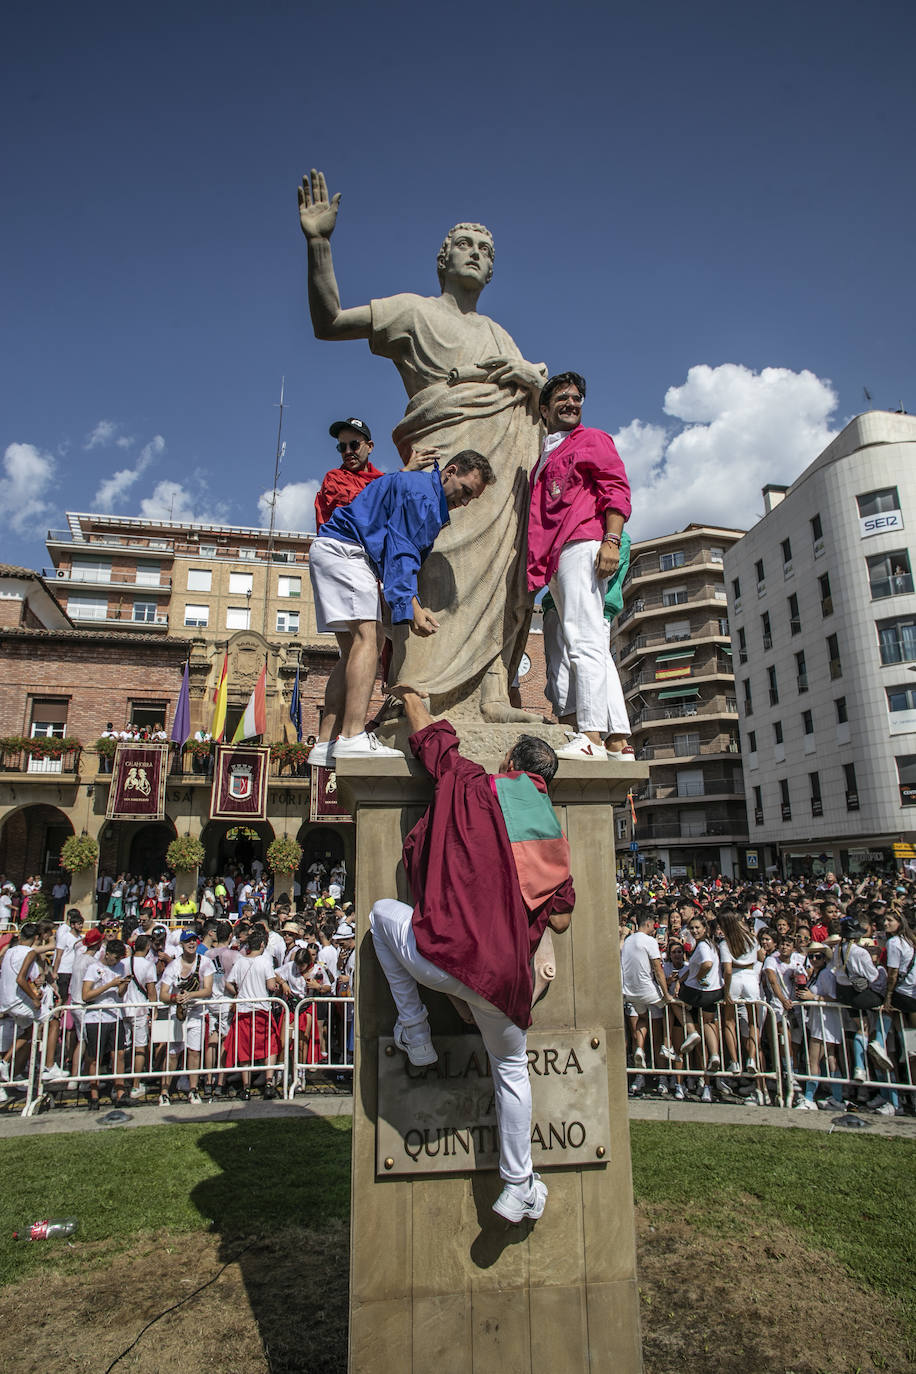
[314,462,383,528]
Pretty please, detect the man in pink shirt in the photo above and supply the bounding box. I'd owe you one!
[527,372,635,762]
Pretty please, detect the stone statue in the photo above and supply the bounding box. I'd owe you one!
[298,169,548,722]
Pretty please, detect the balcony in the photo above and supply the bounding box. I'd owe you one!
[811,798,824,817]
[618,621,732,663]
[45,567,172,590]
[618,584,728,626]
[781,803,792,821]
[631,697,739,727]
[0,744,82,776]
[68,612,170,630]
[637,819,750,841]
[633,779,744,802]
[628,548,728,582]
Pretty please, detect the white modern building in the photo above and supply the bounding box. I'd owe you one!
[723,410,916,879]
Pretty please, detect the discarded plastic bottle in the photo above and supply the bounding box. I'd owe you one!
[12,1217,78,1241]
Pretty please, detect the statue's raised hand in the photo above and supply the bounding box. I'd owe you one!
[298,169,341,241]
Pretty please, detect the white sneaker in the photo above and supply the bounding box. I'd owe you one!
[744,1058,757,1073]
[492,1173,547,1223]
[681,1031,701,1053]
[659,1044,677,1062]
[187,1091,202,1105]
[853,1066,867,1082]
[754,1088,771,1106]
[307,739,336,767]
[868,1040,894,1073]
[606,745,638,764]
[393,1020,437,1067]
[673,1084,685,1101]
[555,732,608,761]
[727,1061,741,1075]
[158,1092,170,1106]
[41,1064,68,1082]
[707,1054,721,1072]
[130,1084,147,1100]
[700,1085,712,1103]
[334,731,404,759]
[633,1047,646,1069]
[0,1060,10,1082]
[794,1097,817,1111]
[874,1101,897,1117]
[0,1086,9,1104]
[657,1083,669,1097]
[629,1074,645,1095]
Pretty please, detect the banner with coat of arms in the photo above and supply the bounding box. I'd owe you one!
[211,745,270,821]
[106,743,169,821]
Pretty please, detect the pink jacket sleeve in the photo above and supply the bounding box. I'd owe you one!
[580,430,632,521]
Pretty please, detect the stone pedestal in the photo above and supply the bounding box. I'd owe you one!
[336,744,646,1374]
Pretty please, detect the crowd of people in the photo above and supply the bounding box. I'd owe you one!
[0,858,357,1109]
[617,871,916,1116]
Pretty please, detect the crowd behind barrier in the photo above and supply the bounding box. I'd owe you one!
[2,865,915,1121]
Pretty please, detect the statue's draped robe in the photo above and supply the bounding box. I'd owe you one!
[369,293,544,705]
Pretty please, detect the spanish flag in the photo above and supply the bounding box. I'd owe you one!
[232,665,267,742]
[211,653,229,741]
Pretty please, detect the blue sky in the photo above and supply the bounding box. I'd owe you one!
[2,0,913,565]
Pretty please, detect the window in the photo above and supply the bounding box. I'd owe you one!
[149,539,171,552]
[718,616,729,636]
[135,561,161,587]
[616,817,628,840]
[676,768,704,798]
[237,548,258,561]
[229,572,253,595]
[811,513,823,541]
[708,547,724,564]
[810,771,823,817]
[747,730,757,753]
[278,575,302,598]
[753,785,763,825]
[732,577,741,604]
[843,763,859,811]
[897,755,916,807]
[835,696,848,725]
[773,721,783,745]
[867,549,913,599]
[187,568,212,592]
[664,619,691,641]
[857,486,900,518]
[70,556,112,583]
[199,544,217,558]
[827,632,842,679]
[272,550,296,563]
[819,573,832,616]
[795,650,808,693]
[781,538,792,570]
[743,679,753,715]
[887,686,916,713]
[132,601,158,623]
[226,607,250,630]
[130,702,168,730]
[779,778,791,821]
[755,559,766,595]
[737,626,747,664]
[67,594,107,620]
[761,611,772,650]
[659,550,686,571]
[673,732,700,756]
[662,586,688,607]
[184,603,209,628]
[768,665,779,705]
[877,616,916,665]
[788,593,801,635]
[28,700,67,774]
[802,709,813,735]
[276,610,300,633]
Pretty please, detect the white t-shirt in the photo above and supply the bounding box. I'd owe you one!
[763,951,805,1003]
[831,941,880,989]
[684,939,722,991]
[277,958,310,998]
[0,944,40,1015]
[82,958,127,1023]
[886,935,916,996]
[717,936,758,970]
[266,931,286,968]
[160,954,216,1017]
[123,954,159,1008]
[318,944,339,986]
[55,924,80,975]
[620,930,662,1001]
[228,952,277,1012]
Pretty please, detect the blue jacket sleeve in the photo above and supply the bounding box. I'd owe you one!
[379,487,441,623]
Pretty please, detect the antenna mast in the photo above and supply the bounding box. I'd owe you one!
[262,377,287,634]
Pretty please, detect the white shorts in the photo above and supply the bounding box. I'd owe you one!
[169,1014,207,1054]
[0,1011,36,1052]
[624,994,664,1016]
[124,1008,150,1050]
[728,969,761,1003]
[309,537,381,633]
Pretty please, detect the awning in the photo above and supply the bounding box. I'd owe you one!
[655,647,695,662]
[658,686,701,700]
[720,646,733,656]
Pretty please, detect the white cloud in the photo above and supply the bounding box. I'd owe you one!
[83,419,118,450]
[115,435,135,449]
[618,364,839,540]
[257,481,318,533]
[0,442,57,536]
[139,479,229,526]
[93,434,165,509]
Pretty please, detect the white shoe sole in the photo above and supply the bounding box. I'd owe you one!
[681,1032,701,1053]
[394,1024,438,1067]
[492,1175,547,1223]
[868,1042,894,1072]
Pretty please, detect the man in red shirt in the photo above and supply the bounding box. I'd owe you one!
[369,688,575,1223]
[314,417,383,528]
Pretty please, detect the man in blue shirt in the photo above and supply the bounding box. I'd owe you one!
[307,450,495,763]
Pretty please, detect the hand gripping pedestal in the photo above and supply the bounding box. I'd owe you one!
[335,740,646,1374]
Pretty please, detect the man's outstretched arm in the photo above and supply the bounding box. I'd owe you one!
[298,169,371,341]
[391,686,433,734]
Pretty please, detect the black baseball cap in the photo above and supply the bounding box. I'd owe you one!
[329,417,371,441]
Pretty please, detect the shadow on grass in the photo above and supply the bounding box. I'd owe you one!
[190,1116,352,1373]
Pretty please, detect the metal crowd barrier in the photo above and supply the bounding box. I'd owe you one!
[9,996,292,1112]
[781,999,915,1109]
[289,996,355,1097]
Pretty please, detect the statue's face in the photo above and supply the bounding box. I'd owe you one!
[443,230,494,289]
[541,383,583,433]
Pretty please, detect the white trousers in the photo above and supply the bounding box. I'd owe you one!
[369,898,532,1184]
[547,540,630,736]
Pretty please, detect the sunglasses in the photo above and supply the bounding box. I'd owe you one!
[336,439,364,453]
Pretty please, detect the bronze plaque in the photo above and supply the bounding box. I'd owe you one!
[376,1030,610,1176]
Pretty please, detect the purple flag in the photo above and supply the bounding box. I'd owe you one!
[171,661,191,747]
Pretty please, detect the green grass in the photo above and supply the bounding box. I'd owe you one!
[631,1120,916,1324]
[1,1115,913,1337]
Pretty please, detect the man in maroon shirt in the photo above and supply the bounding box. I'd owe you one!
[369,688,575,1223]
